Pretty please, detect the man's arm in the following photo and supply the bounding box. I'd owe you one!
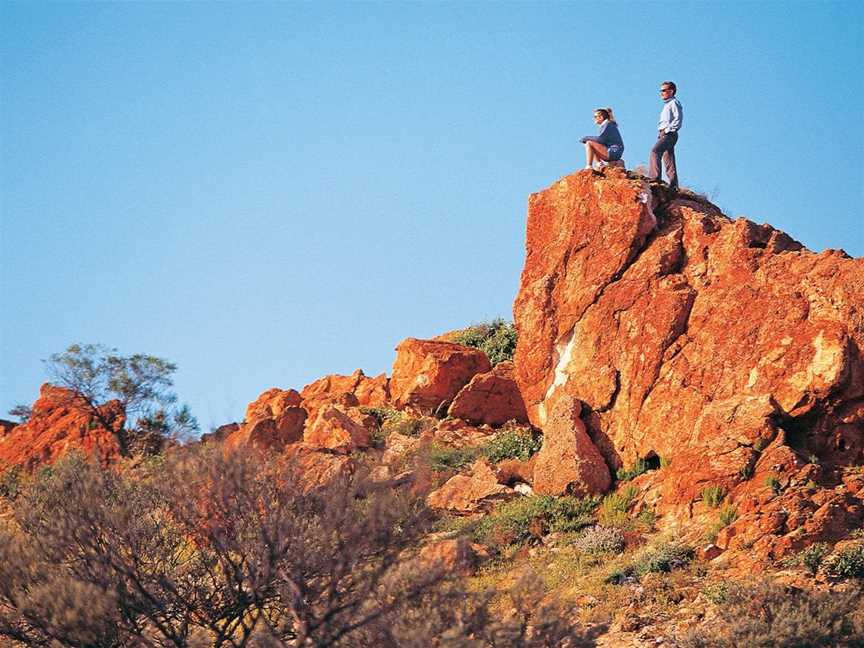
[666,100,682,132]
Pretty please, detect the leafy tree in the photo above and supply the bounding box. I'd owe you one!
[44,343,198,451]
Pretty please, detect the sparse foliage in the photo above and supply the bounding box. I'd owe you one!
[701,485,726,508]
[680,581,864,647]
[454,319,518,366]
[6,404,31,423]
[44,343,198,451]
[481,425,542,463]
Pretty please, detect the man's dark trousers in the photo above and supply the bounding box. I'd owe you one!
[648,131,678,189]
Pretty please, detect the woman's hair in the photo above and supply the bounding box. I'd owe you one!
[594,107,616,123]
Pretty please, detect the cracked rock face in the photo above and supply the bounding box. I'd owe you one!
[513,168,864,501]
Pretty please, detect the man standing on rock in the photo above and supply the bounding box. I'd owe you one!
[648,81,683,189]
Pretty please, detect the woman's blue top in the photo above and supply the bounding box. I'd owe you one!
[580,120,624,150]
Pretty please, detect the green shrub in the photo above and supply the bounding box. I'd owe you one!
[608,541,693,582]
[454,319,517,366]
[633,542,693,575]
[571,526,625,555]
[701,485,726,508]
[718,504,738,527]
[472,495,598,548]
[481,426,542,463]
[616,458,648,482]
[765,474,782,495]
[825,545,864,579]
[738,463,754,480]
[701,581,731,605]
[380,413,429,438]
[598,485,638,528]
[783,543,831,575]
[427,444,478,472]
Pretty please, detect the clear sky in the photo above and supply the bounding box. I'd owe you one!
[2,1,862,432]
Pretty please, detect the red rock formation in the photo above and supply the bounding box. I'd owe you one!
[532,395,611,496]
[283,444,354,493]
[426,459,516,514]
[513,169,863,496]
[303,404,371,454]
[448,361,529,426]
[225,388,307,452]
[0,384,124,470]
[390,338,491,413]
[301,369,389,420]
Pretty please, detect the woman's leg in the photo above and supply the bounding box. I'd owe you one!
[585,141,609,168]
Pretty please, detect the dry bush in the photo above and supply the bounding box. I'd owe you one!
[679,580,864,647]
[0,449,590,647]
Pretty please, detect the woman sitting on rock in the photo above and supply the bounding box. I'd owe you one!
[580,107,624,170]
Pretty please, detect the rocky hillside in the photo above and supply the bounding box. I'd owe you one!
[2,167,862,645]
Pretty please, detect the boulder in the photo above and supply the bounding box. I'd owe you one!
[303,404,371,453]
[390,338,491,412]
[283,444,354,493]
[426,459,516,514]
[225,388,307,452]
[532,395,611,496]
[513,168,864,505]
[0,384,124,470]
[301,369,389,420]
[448,361,529,426]
[418,537,488,575]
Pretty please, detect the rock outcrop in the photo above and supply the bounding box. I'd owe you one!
[390,338,491,412]
[447,361,529,426]
[300,369,389,420]
[426,459,516,514]
[225,388,307,452]
[0,384,124,470]
[513,167,864,533]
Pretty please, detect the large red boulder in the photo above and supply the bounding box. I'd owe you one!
[0,384,124,470]
[513,168,864,507]
[532,395,611,496]
[390,338,491,413]
[225,388,307,452]
[447,361,529,426]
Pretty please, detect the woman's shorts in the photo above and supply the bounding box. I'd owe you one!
[607,144,624,161]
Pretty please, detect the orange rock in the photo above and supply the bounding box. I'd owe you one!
[495,455,535,486]
[283,444,353,493]
[225,388,307,452]
[0,420,16,437]
[426,459,516,513]
[301,369,389,420]
[0,383,124,470]
[429,418,495,448]
[419,537,488,575]
[390,338,491,413]
[532,395,611,496]
[513,169,864,506]
[303,404,371,454]
[448,361,529,426]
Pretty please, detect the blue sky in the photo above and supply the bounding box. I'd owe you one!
[2,1,862,431]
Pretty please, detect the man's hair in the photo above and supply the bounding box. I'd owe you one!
[661,81,677,95]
